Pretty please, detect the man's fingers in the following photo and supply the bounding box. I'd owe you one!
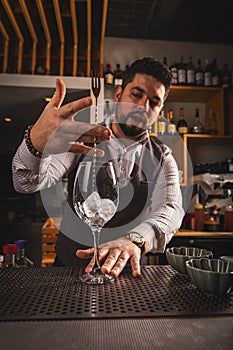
[76,248,94,259]
[130,255,141,277]
[79,249,108,273]
[68,143,105,156]
[77,128,111,142]
[76,240,142,278]
[101,249,126,276]
[50,78,66,108]
[58,97,93,120]
[63,122,111,140]
[85,256,95,273]
[98,248,110,262]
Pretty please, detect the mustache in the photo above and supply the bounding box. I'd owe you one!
[127,109,148,118]
[126,109,148,125]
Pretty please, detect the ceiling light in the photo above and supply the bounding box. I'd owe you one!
[4,117,12,122]
[45,97,52,102]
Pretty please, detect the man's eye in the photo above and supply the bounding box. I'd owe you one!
[132,93,141,99]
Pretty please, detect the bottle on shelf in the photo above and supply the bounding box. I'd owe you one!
[206,110,217,135]
[114,63,123,86]
[0,255,4,268]
[176,108,188,136]
[2,244,19,268]
[190,108,205,134]
[163,57,168,66]
[157,110,167,135]
[222,63,232,88]
[14,239,34,268]
[224,205,233,232]
[195,58,204,86]
[148,124,155,134]
[104,63,114,86]
[169,61,178,85]
[186,56,195,86]
[177,56,186,85]
[124,64,129,74]
[167,109,177,135]
[194,202,204,231]
[204,205,220,231]
[104,100,111,120]
[211,59,221,87]
[204,59,212,87]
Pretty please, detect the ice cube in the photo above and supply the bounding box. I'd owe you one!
[98,198,117,222]
[83,191,117,223]
[83,191,100,218]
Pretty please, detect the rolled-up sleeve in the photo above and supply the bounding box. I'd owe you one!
[12,139,76,193]
[129,150,184,253]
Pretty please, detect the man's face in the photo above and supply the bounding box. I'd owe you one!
[114,73,165,137]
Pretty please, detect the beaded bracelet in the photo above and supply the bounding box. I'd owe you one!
[24,125,42,158]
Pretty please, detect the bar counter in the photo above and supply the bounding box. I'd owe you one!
[0,265,232,349]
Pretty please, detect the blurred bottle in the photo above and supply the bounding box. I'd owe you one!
[194,203,204,231]
[104,63,114,86]
[104,100,111,120]
[158,110,167,135]
[190,108,205,134]
[224,205,233,232]
[35,65,47,75]
[195,58,204,86]
[204,205,220,231]
[176,108,188,136]
[204,59,212,87]
[212,59,221,87]
[169,61,178,85]
[0,255,4,268]
[124,64,129,74]
[148,123,155,134]
[167,109,177,135]
[222,63,232,88]
[206,110,217,134]
[186,56,195,86]
[2,244,19,268]
[177,56,186,85]
[14,240,34,268]
[114,63,123,86]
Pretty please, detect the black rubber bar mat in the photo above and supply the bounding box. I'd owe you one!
[0,266,232,321]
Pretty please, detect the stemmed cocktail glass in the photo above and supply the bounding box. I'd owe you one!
[73,158,119,284]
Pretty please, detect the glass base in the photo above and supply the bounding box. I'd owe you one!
[79,271,114,285]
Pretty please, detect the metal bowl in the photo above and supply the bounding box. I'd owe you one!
[186,258,233,296]
[166,246,213,274]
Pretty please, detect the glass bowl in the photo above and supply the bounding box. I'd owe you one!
[166,246,213,274]
[186,258,233,296]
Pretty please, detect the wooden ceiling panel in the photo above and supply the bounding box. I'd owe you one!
[0,0,231,76]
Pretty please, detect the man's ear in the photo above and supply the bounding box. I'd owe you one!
[114,86,122,102]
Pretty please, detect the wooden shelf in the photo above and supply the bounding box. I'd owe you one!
[176,230,233,237]
[184,134,232,139]
[167,86,223,103]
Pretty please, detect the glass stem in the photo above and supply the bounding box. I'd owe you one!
[92,228,101,271]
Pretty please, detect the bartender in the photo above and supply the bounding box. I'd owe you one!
[12,57,184,278]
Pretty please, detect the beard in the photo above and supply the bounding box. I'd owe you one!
[118,123,145,137]
[116,109,148,137]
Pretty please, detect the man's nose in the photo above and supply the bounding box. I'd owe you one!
[138,98,150,111]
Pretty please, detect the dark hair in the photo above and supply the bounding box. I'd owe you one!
[122,57,172,100]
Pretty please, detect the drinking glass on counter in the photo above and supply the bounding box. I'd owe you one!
[73,159,119,285]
